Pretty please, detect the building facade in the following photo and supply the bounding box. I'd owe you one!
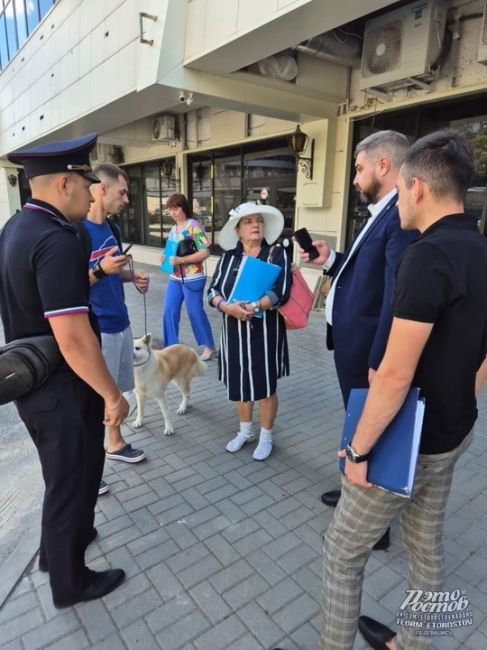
[1,0,486,281]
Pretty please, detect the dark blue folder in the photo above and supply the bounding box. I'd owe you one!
[339,387,425,497]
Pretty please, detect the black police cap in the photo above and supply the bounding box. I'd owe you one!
[7,133,100,182]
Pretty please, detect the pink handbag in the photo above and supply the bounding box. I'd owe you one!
[279,265,314,329]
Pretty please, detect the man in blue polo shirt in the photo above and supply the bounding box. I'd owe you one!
[84,163,149,494]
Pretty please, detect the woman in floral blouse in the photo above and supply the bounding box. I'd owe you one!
[161,193,215,360]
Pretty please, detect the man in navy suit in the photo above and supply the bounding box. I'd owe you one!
[300,131,416,549]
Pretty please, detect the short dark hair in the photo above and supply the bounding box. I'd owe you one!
[401,129,474,201]
[93,162,128,184]
[166,193,191,219]
[355,130,409,169]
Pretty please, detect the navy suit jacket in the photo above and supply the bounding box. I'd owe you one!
[325,195,417,403]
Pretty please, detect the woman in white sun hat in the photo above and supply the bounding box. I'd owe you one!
[208,202,292,460]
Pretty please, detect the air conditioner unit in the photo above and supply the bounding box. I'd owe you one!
[477,4,487,64]
[152,115,176,142]
[359,0,447,93]
[92,143,114,162]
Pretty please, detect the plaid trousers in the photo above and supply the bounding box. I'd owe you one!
[319,431,473,650]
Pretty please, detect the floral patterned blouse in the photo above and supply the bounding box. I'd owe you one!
[168,218,210,280]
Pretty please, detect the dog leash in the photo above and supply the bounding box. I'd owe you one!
[127,256,149,338]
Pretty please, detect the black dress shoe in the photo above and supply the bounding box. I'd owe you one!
[320,489,341,507]
[54,568,125,608]
[372,527,390,551]
[39,527,98,572]
[358,615,396,650]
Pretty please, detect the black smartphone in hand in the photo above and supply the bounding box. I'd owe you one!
[293,227,319,261]
[122,243,133,255]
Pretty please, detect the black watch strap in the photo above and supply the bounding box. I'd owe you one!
[93,261,107,279]
[345,443,370,464]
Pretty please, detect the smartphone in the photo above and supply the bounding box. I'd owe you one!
[293,227,319,261]
[122,243,133,255]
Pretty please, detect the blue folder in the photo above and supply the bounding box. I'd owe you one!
[160,239,179,274]
[228,256,281,318]
[339,387,425,497]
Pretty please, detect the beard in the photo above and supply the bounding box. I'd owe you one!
[360,177,382,204]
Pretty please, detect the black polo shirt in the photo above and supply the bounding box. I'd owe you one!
[392,214,487,454]
[0,199,96,344]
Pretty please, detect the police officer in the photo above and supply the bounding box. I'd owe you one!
[0,134,128,607]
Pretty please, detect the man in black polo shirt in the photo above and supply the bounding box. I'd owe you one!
[0,134,129,607]
[318,130,487,650]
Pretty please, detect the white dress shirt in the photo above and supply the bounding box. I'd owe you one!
[325,189,397,325]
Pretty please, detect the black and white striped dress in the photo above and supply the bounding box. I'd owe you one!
[208,241,292,402]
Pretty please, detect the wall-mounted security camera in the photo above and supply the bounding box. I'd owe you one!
[186,92,194,106]
[179,91,186,103]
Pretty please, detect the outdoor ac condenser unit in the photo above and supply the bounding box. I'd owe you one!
[477,4,487,65]
[92,143,115,162]
[152,115,176,142]
[359,0,447,93]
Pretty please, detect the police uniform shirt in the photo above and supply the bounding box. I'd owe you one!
[0,198,95,343]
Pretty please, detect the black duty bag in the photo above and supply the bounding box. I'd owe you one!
[177,239,198,257]
[0,335,62,405]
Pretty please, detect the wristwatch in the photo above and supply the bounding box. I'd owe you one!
[92,261,107,279]
[250,300,261,313]
[345,443,370,464]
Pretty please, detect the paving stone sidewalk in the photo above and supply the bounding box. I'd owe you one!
[1,263,486,650]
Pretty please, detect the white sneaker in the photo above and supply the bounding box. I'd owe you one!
[252,433,273,461]
[226,432,256,453]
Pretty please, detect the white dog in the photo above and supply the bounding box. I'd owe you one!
[133,334,207,435]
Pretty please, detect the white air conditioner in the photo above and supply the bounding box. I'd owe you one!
[152,115,176,142]
[477,4,487,65]
[359,0,447,93]
[92,143,114,162]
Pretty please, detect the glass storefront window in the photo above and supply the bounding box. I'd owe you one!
[214,152,242,252]
[119,157,178,247]
[191,157,213,241]
[451,115,487,236]
[189,139,296,253]
[145,163,162,247]
[349,96,487,243]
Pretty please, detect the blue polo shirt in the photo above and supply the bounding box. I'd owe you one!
[84,220,130,334]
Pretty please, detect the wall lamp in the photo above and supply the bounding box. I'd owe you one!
[7,174,17,187]
[161,158,175,180]
[289,124,314,180]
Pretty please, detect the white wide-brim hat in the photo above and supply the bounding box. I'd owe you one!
[218,202,284,251]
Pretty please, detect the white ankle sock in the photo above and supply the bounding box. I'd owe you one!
[240,421,254,437]
[226,422,255,453]
[253,427,273,460]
